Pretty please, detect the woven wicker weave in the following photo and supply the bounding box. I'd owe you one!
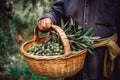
[20,25,87,78]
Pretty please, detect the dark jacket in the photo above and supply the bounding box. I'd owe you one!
[42,0,120,38]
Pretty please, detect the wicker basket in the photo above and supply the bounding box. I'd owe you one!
[20,25,87,78]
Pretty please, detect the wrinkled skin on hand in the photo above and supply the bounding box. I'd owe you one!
[37,18,53,32]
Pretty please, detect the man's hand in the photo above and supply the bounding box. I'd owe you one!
[37,18,53,32]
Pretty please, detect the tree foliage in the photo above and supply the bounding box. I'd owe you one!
[0,0,60,80]
[0,0,17,67]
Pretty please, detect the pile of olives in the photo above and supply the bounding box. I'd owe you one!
[27,41,64,56]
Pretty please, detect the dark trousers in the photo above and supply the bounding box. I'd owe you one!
[65,47,120,80]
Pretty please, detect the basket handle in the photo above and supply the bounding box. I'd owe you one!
[33,25,71,55]
[33,26,39,40]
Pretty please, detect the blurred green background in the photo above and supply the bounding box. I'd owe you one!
[0,0,64,80]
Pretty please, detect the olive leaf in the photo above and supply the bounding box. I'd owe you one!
[63,19,101,55]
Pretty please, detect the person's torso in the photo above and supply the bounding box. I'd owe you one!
[64,0,120,38]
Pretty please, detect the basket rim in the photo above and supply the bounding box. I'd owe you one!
[20,37,87,60]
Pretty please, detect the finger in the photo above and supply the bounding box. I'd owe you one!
[39,19,47,31]
[46,23,52,31]
[45,18,53,30]
[38,20,43,31]
[42,20,48,31]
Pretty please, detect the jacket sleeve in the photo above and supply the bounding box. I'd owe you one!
[39,0,65,25]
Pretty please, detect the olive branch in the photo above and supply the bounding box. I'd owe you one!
[51,18,101,55]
